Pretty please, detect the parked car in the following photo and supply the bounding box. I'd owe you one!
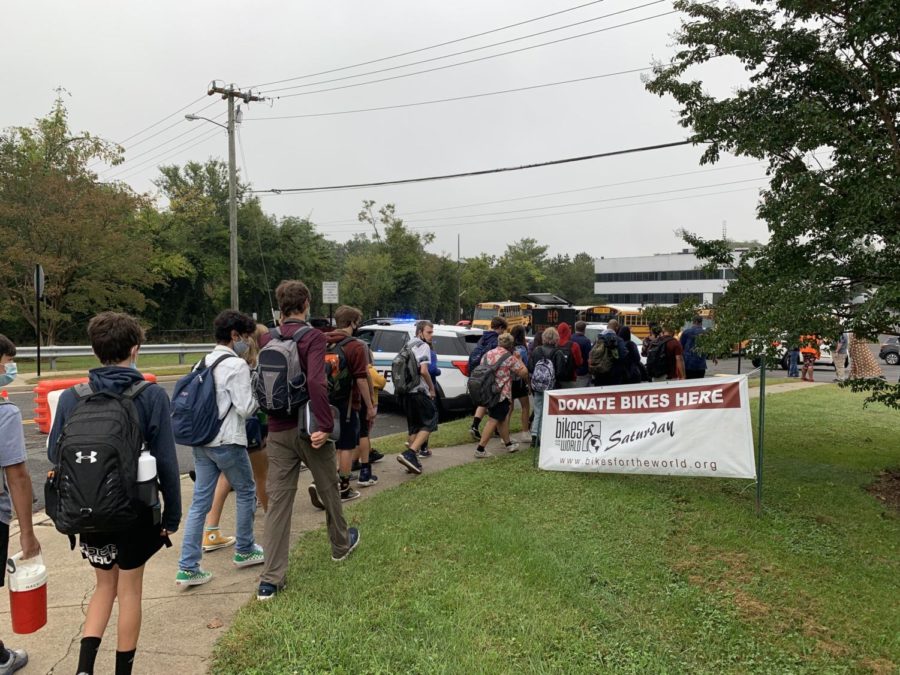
[584,323,647,365]
[750,340,836,370]
[880,337,899,365]
[357,323,483,417]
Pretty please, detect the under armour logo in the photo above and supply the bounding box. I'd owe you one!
[75,451,98,464]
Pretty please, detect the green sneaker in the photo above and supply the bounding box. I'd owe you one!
[234,544,265,568]
[175,569,213,587]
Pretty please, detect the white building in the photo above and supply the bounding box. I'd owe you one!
[593,250,738,305]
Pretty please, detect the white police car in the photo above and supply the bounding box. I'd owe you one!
[357,323,483,417]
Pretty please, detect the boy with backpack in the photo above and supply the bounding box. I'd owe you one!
[468,316,507,439]
[47,312,181,675]
[175,310,263,588]
[310,305,376,506]
[393,321,438,475]
[257,281,359,601]
[528,327,563,448]
[472,332,529,457]
[0,335,41,673]
[646,325,686,382]
[555,322,582,388]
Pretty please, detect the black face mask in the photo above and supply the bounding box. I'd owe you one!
[351,325,360,337]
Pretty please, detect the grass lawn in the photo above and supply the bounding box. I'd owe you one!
[214,386,899,674]
[13,353,202,380]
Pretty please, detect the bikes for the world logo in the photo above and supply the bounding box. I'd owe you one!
[555,418,603,453]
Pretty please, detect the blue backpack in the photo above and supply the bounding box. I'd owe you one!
[171,353,236,446]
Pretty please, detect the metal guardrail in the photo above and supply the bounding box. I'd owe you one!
[14,344,215,370]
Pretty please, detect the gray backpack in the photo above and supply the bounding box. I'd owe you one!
[255,325,313,417]
[391,341,422,396]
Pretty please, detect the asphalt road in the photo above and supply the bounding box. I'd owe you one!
[10,347,897,513]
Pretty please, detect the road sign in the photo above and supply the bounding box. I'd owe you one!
[322,281,339,304]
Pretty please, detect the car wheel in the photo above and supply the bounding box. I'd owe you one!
[751,357,761,368]
[885,352,899,366]
[780,354,790,371]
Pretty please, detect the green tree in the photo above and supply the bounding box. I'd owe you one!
[646,0,899,405]
[0,96,157,343]
[543,252,596,304]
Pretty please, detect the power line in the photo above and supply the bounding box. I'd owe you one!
[249,140,693,195]
[107,128,223,182]
[246,68,648,121]
[247,0,609,90]
[114,95,208,146]
[263,1,666,97]
[269,5,674,100]
[99,113,227,171]
[323,177,768,230]
[328,186,765,235]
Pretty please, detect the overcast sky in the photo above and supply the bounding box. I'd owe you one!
[4,0,767,261]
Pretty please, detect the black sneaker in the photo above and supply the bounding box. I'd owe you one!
[308,484,325,510]
[368,449,385,464]
[257,581,285,601]
[396,449,423,475]
[341,487,361,502]
[469,426,480,440]
[188,470,196,482]
[357,465,378,487]
[417,447,432,458]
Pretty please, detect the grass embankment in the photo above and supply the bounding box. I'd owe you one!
[14,353,203,380]
[215,387,898,674]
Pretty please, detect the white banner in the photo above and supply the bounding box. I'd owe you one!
[538,376,756,479]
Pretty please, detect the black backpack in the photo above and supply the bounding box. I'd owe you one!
[646,336,674,379]
[46,381,152,536]
[557,342,576,381]
[255,325,313,417]
[467,352,511,408]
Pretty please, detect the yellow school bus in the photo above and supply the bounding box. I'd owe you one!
[583,304,653,339]
[472,301,526,331]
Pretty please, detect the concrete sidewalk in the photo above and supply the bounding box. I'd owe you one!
[0,437,499,674]
[0,379,826,674]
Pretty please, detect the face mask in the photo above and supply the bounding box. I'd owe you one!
[233,339,249,356]
[0,362,16,387]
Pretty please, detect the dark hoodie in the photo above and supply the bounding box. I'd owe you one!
[47,366,182,532]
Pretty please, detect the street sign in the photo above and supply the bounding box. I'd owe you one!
[322,281,339,304]
[34,264,45,300]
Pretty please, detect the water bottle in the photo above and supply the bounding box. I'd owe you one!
[136,447,159,510]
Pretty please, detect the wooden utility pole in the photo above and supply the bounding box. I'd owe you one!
[207,82,264,311]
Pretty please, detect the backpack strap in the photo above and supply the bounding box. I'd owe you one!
[491,352,513,371]
[290,325,314,344]
[122,379,153,401]
[73,382,94,399]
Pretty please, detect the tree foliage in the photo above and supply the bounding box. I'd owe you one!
[646,0,900,405]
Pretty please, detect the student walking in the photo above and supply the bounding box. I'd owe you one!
[680,316,715,379]
[474,333,529,457]
[572,321,593,388]
[508,325,531,441]
[799,335,820,382]
[47,313,181,675]
[528,327,562,448]
[646,325,686,381]
[175,310,264,588]
[396,321,438,475]
[257,281,359,601]
[555,322,582,388]
[469,317,507,439]
[0,335,41,673]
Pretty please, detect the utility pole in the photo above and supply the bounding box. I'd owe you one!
[457,234,462,321]
[207,82,264,310]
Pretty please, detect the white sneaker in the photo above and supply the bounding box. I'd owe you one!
[506,442,520,453]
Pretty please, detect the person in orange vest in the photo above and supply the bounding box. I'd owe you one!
[799,335,821,382]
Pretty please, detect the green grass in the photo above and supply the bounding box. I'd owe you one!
[13,353,203,380]
[213,387,899,674]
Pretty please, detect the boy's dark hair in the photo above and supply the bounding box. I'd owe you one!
[692,316,703,325]
[490,316,508,331]
[334,305,363,329]
[276,280,311,317]
[575,321,587,333]
[214,310,257,343]
[0,334,16,358]
[415,320,433,337]
[88,312,145,365]
[510,324,527,346]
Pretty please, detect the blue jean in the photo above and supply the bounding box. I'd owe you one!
[531,391,545,438]
[788,350,800,377]
[178,444,257,572]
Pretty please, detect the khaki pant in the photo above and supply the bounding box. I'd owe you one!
[833,352,847,380]
[261,429,349,587]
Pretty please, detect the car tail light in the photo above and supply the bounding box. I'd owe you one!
[452,360,469,377]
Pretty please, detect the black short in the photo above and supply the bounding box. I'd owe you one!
[403,392,438,435]
[79,524,166,571]
[488,399,511,422]
[0,521,8,587]
[511,380,528,400]
[359,415,370,439]
[335,401,361,450]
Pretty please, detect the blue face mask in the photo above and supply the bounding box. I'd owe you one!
[0,362,17,387]
[233,339,249,356]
